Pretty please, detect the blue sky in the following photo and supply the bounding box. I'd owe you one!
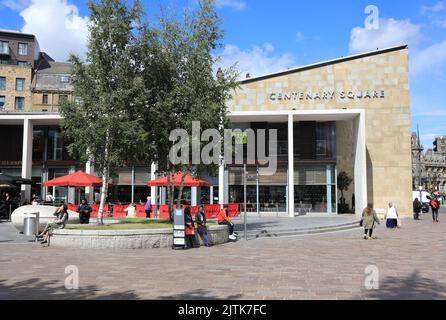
[1,0,445,148]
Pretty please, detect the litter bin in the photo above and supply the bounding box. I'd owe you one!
[24,212,40,237]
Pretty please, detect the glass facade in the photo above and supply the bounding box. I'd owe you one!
[226,121,338,214]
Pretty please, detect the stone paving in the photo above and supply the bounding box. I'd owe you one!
[0,210,445,300]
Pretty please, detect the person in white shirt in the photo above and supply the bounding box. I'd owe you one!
[45,192,54,203]
[385,202,399,229]
[124,203,136,218]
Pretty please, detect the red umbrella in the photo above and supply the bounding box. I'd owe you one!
[148,172,210,187]
[43,171,110,187]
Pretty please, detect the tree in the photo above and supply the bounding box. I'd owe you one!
[337,171,353,205]
[60,0,148,225]
[136,0,239,220]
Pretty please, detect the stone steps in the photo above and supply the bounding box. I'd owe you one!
[240,220,361,239]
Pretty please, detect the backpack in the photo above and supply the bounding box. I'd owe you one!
[431,199,439,209]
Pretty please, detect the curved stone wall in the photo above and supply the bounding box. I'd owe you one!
[50,225,229,249]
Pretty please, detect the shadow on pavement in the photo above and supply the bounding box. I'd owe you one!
[0,278,140,300]
[157,288,242,300]
[361,271,446,300]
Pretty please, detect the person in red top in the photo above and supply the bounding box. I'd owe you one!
[184,206,197,248]
[429,196,440,223]
[218,206,237,241]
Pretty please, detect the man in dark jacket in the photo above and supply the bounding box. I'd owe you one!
[196,206,210,247]
[77,199,92,224]
[413,198,422,220]
[429,196,440,223]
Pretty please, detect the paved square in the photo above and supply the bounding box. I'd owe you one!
[1,211,445,300]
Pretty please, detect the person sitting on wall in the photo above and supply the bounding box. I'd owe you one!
[184,206,197,249]
[196,206,210,247]
[124,203,136,218]
[217,206,237,241]
[77,199,92,224]
[37,202,69,245]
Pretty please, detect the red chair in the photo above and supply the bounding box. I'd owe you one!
[113,204,127,218]
[135,204,146,218]
[158,205,170,219]
[67,204,77,212]
[228,203,240,217]
[204,204,220,219]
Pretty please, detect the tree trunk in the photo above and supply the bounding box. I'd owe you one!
[97,167,108,225]
[176,170,188,209]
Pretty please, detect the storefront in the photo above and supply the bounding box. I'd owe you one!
[0,45,412,217]
[220,44,412,217]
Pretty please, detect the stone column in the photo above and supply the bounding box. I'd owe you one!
[150,163,157,205]
[288,114,295,217]
[21,118,33,204]
[191,187,197,206]
[353,112,367,217]
[85,160,94,204]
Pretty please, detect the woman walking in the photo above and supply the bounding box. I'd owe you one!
[362,203,380,240]
[385,203,398,229]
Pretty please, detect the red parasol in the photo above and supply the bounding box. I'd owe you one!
[147,172,210,187]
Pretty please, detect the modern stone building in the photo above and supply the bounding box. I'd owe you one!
[1,41,413,217]
[223,44,412,217]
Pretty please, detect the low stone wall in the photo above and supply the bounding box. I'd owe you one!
[50,225,229,249]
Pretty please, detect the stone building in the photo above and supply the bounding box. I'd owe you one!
[412,134,446,192]
[1,41,413,217]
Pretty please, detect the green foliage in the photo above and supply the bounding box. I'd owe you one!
[60,0,149,177]
[337,171,353,203]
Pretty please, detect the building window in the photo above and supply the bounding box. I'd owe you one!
[15,97,25,110]
[59,94,68,104]
[15,78,25,91]
[0,58,8,65]
[0,96,5,109]
[17,61,28,67]
[0,77,5,90]
[0,41,8,55]
[60,75,70,83]
[42,94,48,105]
[18,43,28,56]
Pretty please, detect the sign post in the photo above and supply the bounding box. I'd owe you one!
[173,208,185,249]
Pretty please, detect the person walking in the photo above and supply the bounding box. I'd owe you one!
[196,206,210,247]
[362,203,380,240]
[385,202,399,229]
[413,198,422,220]
[145,196,152,219]
[184,206,197,249]
[429,196,440,222]
[77,199,92,224]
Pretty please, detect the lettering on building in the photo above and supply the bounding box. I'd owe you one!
[269,90,386,102]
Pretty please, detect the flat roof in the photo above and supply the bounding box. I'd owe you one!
[0,29,35,39]
[241,44,408,84]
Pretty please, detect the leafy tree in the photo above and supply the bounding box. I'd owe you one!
[136,0,239,220]
[60,0,148,225]
[337,171,353,205]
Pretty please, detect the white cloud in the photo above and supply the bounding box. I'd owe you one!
[433,19,446,27]
[421,1,445,15]
[349,18,422,54]
[19,0,88,62]
[411,40,446,74]
[215,0,246,11]
[218,43,295,79]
